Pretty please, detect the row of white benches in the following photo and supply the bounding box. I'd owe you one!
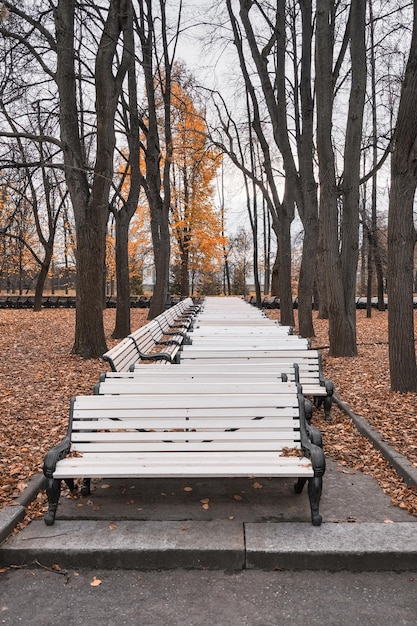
[43,297,327,527]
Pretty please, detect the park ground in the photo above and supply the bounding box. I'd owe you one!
[0,305,417,526]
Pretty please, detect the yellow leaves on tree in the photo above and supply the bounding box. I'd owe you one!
[169,74,226,294]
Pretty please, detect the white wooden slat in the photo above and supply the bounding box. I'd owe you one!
[72,417,300,430]
[53,453,313,479]
[73,406,299,419]
[73,393,300,410]
[71,440,300,453]
[62,451,305,464]
[125,364,319,376]
[180,349,317,358]
[103,372,285,381]
[190,334,305,341]
[54,464,313,480]
[71,430,300,443]
[182,346,311,355]
[190,329,291,336]
[95,381,296,396]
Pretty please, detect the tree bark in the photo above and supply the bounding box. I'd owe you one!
[316,0,365,356]
[55,0,128,357]
[112,0,142,338]
[138,0,171,319]
[297,0,318,337]
[388,0,417,392]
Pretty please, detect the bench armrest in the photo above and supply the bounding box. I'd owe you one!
[43,437,71,478]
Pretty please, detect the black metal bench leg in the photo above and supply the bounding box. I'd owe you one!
[294,477,307,494]
[64,478,75,491]
[44,477,61,526]
[308,475,323,526]
[81,478,91,496]
[323,395,332,421]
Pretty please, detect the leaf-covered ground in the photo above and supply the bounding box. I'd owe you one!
[0,306,416,522]
[268,308,417,517]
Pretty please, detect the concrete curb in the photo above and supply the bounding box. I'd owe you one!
[0,473,45,544]
[2,519,417,572]
[333,394,417,488]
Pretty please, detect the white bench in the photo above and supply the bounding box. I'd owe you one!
[102,299,197,371]
[43,386,325,527]
[104,354,333,420]
[177,351,333,420]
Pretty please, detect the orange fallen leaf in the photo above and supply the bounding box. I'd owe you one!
[252,482,263,489]
[100,484,110,489]
[51,564,61,571]
[108,524,117,530]
[233,494,243,501]
[201,503,209,510]
[183,486,193,492]
[90,576,102,587]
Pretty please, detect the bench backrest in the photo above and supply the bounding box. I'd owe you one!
[67,389,310,454]
[102,336,139,372]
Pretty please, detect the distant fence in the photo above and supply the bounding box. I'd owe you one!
[248,295,417,310]
[0,295,201,310]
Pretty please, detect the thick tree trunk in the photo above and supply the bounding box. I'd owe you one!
[316,0,365,356]
[297,0,318,338]
[55,0,128,357]
[388,0,417,392]
[113,0,141,338]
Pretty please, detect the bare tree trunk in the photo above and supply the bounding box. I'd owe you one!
[297,0,318,337]
[388,0,417,392]
[55,0,129,357]
[113,210,131,339]
[138,0,172,319]
[271,251,279,297]
[316,0,365,356]
[112,0,142,338]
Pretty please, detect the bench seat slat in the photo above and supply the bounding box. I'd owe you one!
[73,394,300,410]
[53,453,313,479]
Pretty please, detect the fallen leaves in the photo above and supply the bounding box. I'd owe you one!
[0,308,148,516]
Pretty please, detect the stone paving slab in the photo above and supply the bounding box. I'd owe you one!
[245,521,417,571]
[0,520,245,570]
